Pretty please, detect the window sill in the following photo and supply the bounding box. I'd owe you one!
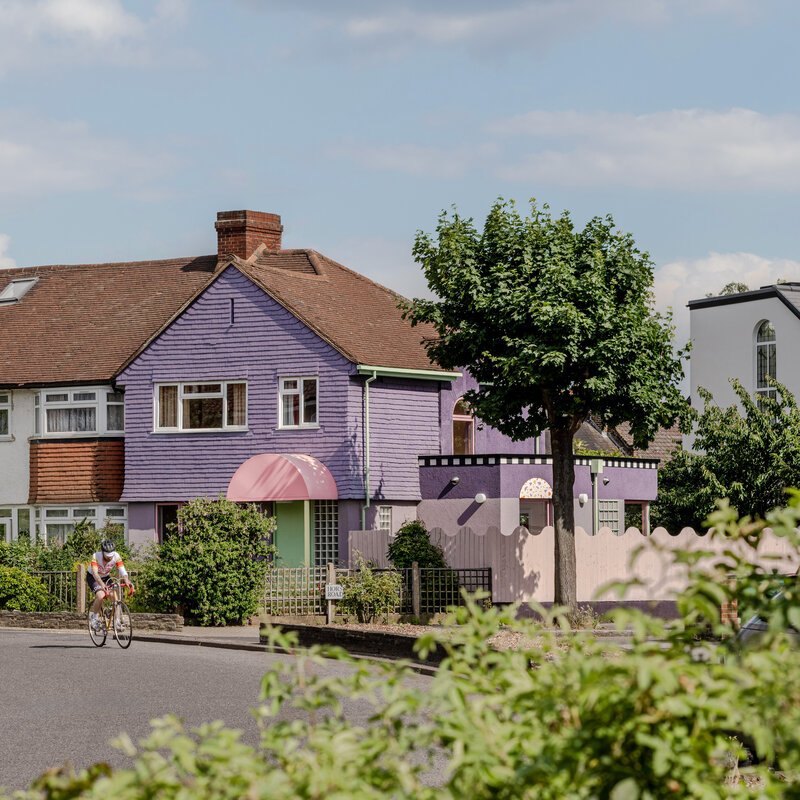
[151,428,249,435]
[0,435,13,442]
[33,433,124,440]
[276,425,321,431]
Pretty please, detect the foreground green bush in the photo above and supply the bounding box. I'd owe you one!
[13,496,800,797]
[0,565,52,611]
[138,496,276,626]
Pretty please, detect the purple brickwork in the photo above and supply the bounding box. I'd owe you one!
[118,266,442,504]
[439,372,545,455]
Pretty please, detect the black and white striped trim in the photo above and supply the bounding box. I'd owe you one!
[418,454,659,469]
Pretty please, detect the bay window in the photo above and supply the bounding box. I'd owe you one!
[38,387,124,437]
[279,377,318,428]
[37,505,127,545]
[155,381,247,432]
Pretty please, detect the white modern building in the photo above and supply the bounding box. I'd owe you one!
[687,282,800,420]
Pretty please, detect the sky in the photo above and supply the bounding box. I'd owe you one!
[2,0,800,360]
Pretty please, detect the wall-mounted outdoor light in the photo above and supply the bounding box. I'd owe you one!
[474,492,487,504]
[603,476,610,485]
[449,476,460,485]
[578,493,588,506]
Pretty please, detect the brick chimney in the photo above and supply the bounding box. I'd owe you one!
[215,210,283,260]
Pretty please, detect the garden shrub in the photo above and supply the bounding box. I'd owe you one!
[0,522,134,574]
[338,554,402,623]
[0,565,52,611]
[386,519,447,568]
[0,539,40,572]
[387,520,460,613]
[141,496,276,626]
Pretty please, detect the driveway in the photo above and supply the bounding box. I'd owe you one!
[0,628,431,791]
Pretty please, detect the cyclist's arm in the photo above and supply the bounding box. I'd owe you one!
[89,559,103,586]
[116,558,133,588]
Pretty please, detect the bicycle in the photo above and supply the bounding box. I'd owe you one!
[88,578,133,649]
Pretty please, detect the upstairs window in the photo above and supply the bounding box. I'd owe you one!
[0,277,37,304]
[155,381,247,432]
[279,377,318,428]
[0,393,9,438]
[755,320,777,403]
[452,398,474,455]
[39,387,123,437]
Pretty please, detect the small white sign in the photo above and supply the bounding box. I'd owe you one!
[325,584,344,600]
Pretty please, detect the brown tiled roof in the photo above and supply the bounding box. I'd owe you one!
[237,249,444,372]
[615,421,683,461]
[0,257,217,386]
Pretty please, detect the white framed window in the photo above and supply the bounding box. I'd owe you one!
[452,397,475,455]
[314,500,339,566]
[0,509,11,543]
[377,505,392,532]
[37,386,123,437]
[154,381,247,432]
[0,393,9,439]
[37,505,127,545]
[755,320,777,404]
[598,500,621,535]
[279,377,318,428]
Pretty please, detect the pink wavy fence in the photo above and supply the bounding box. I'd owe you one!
[348,526,800,604]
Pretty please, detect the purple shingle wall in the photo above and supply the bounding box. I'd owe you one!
[119,267,356,501]
[439,371,544,454]
[357,376,441,501]
[117,267,442,503]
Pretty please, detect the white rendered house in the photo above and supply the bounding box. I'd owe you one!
[687,282,800,433]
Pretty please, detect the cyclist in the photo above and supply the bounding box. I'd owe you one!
[87,539,134,631]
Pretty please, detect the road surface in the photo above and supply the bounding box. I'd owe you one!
[0,628,431,791]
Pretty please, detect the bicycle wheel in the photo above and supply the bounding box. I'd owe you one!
[88,611,107,647]
[112,600,133,649]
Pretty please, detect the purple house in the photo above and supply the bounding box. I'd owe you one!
[117,209,658,567]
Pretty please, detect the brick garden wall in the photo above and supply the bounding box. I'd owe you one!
[0,610,183,630]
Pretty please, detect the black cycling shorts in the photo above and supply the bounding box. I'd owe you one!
[86,572,113,594]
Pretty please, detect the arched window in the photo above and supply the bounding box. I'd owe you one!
[755,320,777,402]
[452,398,474,455]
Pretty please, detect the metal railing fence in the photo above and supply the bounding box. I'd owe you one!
[31,570,77,611]
[262,565,492,617]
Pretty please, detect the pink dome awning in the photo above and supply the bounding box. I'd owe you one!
[226,454,338,502]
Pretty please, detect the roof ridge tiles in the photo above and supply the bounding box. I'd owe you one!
[3,254,217,273]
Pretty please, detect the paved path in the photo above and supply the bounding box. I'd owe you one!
[0,628,431,792]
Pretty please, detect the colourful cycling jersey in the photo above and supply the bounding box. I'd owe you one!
[89,551,128,579]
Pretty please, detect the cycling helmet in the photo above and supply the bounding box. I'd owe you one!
[100,539,116,554]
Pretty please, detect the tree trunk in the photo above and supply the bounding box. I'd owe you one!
[550,427,577,610]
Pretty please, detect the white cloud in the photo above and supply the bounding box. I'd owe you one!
[653,251,800,351]
[490,108,800,191]
[326,139,497,179]
[36,0,144,41]
[333,0,752,54]
[0,110,180,196]
[0,234,16,269]
[0,0,189,74]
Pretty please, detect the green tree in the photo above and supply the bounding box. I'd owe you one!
[404,199,687,607]
[652,378,800,530]
[142,496,276,626]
